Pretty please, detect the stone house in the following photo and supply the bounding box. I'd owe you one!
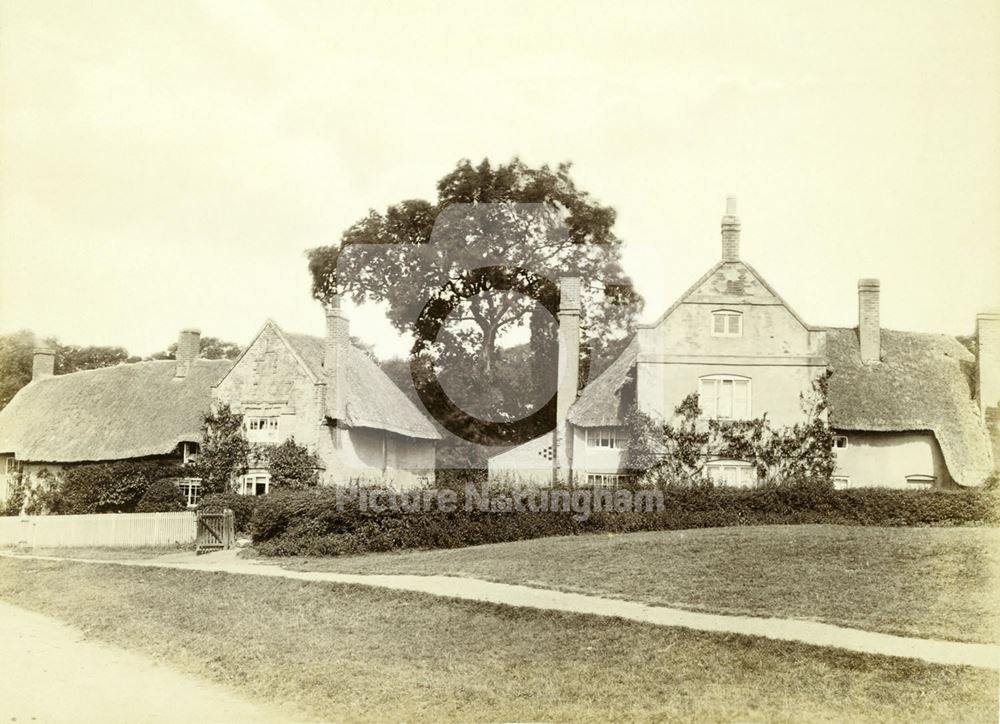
[0,331,229,507]
[490,199,997,489]
[212,298,439,493]
[0,303,440,508]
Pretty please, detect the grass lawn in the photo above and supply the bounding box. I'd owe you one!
[0,558,995,723]
[260,524,1000,644]
[1,544,193,560]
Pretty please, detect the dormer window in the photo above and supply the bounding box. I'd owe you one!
[711,310,742,337]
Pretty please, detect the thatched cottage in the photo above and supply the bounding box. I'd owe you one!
[0,305,440,508]
[0,332,229,506]
[212,298,439,493]
[490,199,998,489]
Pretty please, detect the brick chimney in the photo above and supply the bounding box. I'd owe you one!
[977,311,1000,416]
[174,328,201,378]
[721,196,740,262]
[324,295,350,421]
[554,276,581,482]
[32,348,55,380]
[858,279,881,364]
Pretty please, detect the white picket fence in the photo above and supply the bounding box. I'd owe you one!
[0,511,197,548]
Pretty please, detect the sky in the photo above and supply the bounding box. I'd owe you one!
[1,0,998,359]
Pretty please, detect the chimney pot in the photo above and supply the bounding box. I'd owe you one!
[174,328,201,378]
[32,348,56,380]
[721,196,741,262]
[858,279,881,364]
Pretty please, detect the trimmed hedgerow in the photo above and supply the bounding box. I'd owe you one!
[135,479,187,513]
[249,483,1000,557]
[198,492,260,534]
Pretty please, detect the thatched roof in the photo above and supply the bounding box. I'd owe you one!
[825,327,993,487]
[280,329,441,440]
[567,327,993,486]
[0,359,230,463]
[567,337,638,427]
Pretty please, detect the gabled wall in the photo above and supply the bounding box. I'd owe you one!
[213,324,322,448]
[634,262,828,427]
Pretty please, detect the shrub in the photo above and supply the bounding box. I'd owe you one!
[198,492,260,533]
[195,405,253,494]
[57,460,185,514]
[266,438,320,490]
[1,473,27,515]
[135,479,187,513]
[249,481,1000,557]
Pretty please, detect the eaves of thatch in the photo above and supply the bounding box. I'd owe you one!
[825,327,993,487]
[280,329,441,441]
[0,359,231,463]
[566,337,639,427]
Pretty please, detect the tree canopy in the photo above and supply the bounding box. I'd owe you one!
[308,158,643,443]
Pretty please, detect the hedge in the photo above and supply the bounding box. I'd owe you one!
[135,479,187,513]
[249,483,1000,557]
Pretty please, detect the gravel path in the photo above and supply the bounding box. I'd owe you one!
[6,549,999,672]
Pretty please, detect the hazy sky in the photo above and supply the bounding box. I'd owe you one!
[1,0,998,358]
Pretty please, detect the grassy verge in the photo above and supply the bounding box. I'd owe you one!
[260,524,1000,644]
[1,544,193,560]
[0,558,995,723]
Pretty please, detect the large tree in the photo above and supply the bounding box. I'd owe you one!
[308,158,642,435]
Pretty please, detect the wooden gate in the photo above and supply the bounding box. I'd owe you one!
[196,509,234,554]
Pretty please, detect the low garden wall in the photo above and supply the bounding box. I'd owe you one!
[0,511,196,548]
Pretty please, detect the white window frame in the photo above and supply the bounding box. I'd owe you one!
[181,442,200,464]
[832,475,850,489]
[704,459,757,487]
[4,457,22,475]
[905,475,935,487]
[587,472,632,489]
[586,427,627,450]
[245,416,280,442]
[699,375,752,420]
[834,435,849,449]
[711,310,743,337]
[177,478,202,508]
[239,472,271,496]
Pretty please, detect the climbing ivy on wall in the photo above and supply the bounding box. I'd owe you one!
[623,371,836,486]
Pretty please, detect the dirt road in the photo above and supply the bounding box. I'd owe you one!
[0,599,311,723]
